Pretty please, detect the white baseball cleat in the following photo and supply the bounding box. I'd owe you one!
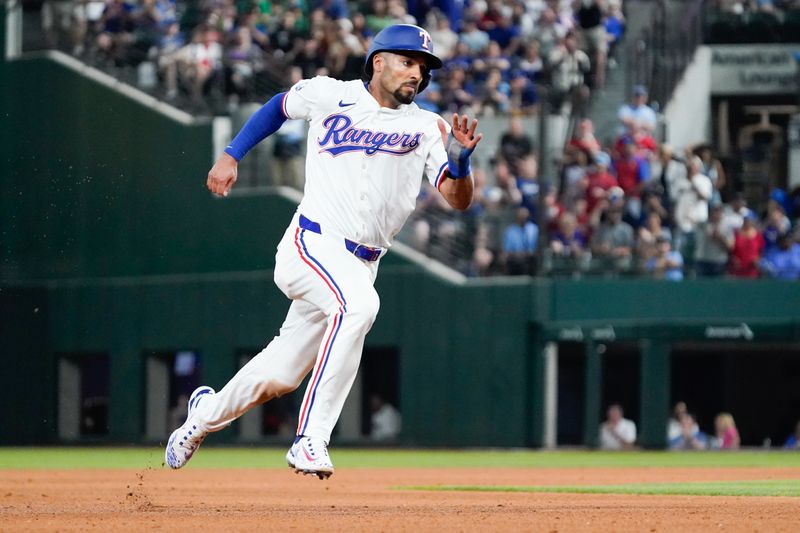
[286,436,334,479]
[165,386,215,469]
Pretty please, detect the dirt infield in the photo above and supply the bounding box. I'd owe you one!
[2,466,800,531]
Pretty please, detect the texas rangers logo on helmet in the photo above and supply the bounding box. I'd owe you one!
[419,30,431,50]
[317,114,424,156]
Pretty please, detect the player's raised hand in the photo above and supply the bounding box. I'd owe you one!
[207,152,238,197]
[437,113,483,151]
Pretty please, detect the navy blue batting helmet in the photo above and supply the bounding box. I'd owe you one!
[364,24,443,93]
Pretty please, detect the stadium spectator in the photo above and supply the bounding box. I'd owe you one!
[711,412,741,450]
[667,401,697,443]
[547,31,591,117]
[42,0,89,55]
[691,143,727,206]
[645,235,684,280]
[612,136,650,223]
[489,160,523,207]
[94,0,137,66]
[638,191,670,229]
[585,151,618,217]
[650,143,687,216]
[637,212,672,265]
[669,413,708,450]
[473,40,513,79]
[568,118,602,158]
[429,14,459,60]
[604,3,625,67]
[478,68,512,116]
[533,6,568,60]
[722,192,754,233]
[599,403,637,450]
[271,67,305,190]
[547,211,590,273]
[369,394,402,442]
[695,204,734,277]
[729,214,765,278]
[157,21,187,100]
[784,420,800,449]
[673,156,713,272]
[762,198,792,252]
[508,71,539,115]
[560,148,590,212]
[485,3,523,56]
[575,0,608,89]
[439,66,476,114]
[618,85,658,134]
[502,207,539,275]
[616,124,658,159]
[516,154,541,218]
[459,16,491,54]
[223,27,265,105]
[325,18,368,79]
[759,233,800,280]
[590,206,634,274]
[498,117,534,176]
[517,40,544,81]
[178,26,223,105]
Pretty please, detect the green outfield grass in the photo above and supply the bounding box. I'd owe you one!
[407,479,800,497]
[1,447,800,470]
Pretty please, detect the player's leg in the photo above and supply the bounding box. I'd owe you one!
[284,225,380,476]
[165,299,327,469]
[195,299,327,431]
[293,277,378,442]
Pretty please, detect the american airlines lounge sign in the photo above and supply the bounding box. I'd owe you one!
[711,45,799,95]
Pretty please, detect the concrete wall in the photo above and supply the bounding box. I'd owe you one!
[663,46,712,149]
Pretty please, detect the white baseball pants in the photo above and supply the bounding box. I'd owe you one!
[195,213,380,442]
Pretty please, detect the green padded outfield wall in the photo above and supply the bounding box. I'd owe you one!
[3,52,800,447]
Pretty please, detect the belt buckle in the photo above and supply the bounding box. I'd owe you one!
[353,243,380,262]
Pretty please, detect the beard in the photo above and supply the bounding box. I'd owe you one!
[393,84,417,104]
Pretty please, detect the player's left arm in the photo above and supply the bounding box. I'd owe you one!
[436,113,483,211]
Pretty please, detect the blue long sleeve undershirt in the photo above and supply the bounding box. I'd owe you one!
[224,92,288,161]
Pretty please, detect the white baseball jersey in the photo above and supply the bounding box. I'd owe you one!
[281,76,450,248]
[189,75,455,452]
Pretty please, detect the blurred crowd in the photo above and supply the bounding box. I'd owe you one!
[710,0,800,17]
[411,84,800,279]
[600,400,800,450]
[598,402,800,451]
[705,0,800,43]
[38,0,800,279]
[39,0,625,111]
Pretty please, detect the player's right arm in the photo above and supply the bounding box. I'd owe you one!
[206,77,335,197]
[206,91,290,196]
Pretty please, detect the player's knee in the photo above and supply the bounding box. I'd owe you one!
[253,378,296,404]
[347,288,380,326]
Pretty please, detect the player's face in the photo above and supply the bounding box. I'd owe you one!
[375,52,427,106]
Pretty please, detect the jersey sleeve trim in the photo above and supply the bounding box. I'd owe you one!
[434,162,448,190]
[281,91,291,119]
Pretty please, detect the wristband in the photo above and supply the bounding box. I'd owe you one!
[446,135,474,179]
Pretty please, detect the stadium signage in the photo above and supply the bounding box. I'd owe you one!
[591,326,616,341]
[558,327,584,341]
[704,323,754,340]
[556,326,617,342]
[711,45,798,95]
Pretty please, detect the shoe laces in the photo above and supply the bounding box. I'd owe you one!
[306,438,329,458]
[179,422,205,451]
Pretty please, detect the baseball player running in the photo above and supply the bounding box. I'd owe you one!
[165,24,482,479]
